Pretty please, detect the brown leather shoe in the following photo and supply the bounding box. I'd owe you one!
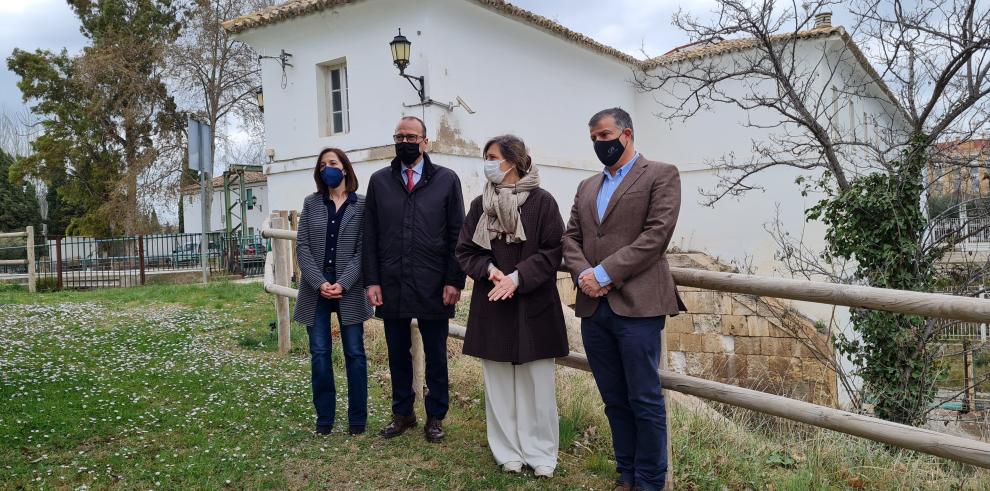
[424,416,445,443]
[612,481,632,491]
[379,413,417,439]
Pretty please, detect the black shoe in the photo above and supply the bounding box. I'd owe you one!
[348,425,366,435]
[379,414,417,439]
[424,416,445,443]
[315,424,332,435]
[612,481,632,491]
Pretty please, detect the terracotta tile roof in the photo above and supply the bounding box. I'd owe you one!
[180,171,267,195]
[222,0,640,64]
[934,139,990,156]
[641,26,840,69]
[640,26,904,120]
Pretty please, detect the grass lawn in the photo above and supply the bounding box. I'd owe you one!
[1,282,988,490]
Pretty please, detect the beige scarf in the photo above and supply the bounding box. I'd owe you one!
[472,165,541,250]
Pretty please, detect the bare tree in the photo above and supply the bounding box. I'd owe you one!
[0,107,38,159]
[169,0,268,176]
[635,0,990,425]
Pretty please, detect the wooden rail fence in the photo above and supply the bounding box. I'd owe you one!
[0,226,36,293]
[261,218,990,470]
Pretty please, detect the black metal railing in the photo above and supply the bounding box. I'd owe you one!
[0,232,270,290]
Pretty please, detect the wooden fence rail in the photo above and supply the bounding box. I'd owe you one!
[672,268,990,323]
[260,220,990,470]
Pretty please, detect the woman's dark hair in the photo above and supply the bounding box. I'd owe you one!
[482,135,532,176]
[314,147,359,195]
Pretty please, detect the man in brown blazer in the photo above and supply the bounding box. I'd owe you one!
[562,107,683,491]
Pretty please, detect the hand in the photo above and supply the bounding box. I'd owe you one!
[367,285,383,307]
[443,285,462,306]
[322,283,344,299]
[579,270,610,298]
[488,275,517,301]
[584,284,612,297]
[488,266,505,283]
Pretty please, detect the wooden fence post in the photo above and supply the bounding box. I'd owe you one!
[411,319,426,403]
[25,226,36,293]
[661,328,673,490]
[289,210,301,285]
[272,214,292,355]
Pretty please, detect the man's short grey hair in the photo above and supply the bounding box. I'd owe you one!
[588,107,634,139]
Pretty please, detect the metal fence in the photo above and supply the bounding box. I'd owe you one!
[0,232,269,290]
[936,318,990,343]
[931,217,990,251]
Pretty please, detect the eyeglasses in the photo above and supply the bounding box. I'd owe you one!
[393,134,424,143]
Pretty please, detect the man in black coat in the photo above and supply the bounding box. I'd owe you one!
[363,116,466,443]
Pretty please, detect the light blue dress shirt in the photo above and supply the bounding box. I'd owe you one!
[404,159,424,187]
[588,153,640,287]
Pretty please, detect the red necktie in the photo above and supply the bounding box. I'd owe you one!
[406,168,415,192]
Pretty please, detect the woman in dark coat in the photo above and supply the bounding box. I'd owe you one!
[294,148,374,436]
[455,135,568,479]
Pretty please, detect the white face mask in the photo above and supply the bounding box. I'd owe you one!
[483,159,510,184]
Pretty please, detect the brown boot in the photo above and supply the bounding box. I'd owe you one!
[612,480,632,491]
[424,416,445,443]
[379,413,417,439]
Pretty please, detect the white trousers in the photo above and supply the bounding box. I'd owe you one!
[481,358,559,469]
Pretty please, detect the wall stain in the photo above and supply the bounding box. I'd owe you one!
[432,115,481,157]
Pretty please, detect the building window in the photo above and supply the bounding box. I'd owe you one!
[319,61,349,136]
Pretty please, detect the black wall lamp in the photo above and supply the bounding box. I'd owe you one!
[389,29,426,103]
[389,29,476,113]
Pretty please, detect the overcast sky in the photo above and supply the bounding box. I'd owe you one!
[0,0,87,115]
[0,0,725,116]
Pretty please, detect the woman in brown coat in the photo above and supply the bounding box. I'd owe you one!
[455,135,568,478]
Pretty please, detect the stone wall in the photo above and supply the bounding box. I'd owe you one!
[664,253,838,406]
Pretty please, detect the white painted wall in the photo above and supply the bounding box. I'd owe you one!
[182,183,269,235]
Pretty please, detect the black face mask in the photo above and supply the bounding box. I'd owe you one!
[395,142,422,166]
[594,136,625,168]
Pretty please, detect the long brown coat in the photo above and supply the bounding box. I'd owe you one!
[455,187,569,364]
[562,156,686,318]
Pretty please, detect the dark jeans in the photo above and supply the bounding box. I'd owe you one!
[581,298,667,491]
[308,290,368,429]
[383,317,449,419]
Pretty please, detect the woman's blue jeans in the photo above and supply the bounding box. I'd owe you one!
[307,290,367,429]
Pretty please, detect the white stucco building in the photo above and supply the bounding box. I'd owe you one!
[223,0,904,328]
[181,171,270,236]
